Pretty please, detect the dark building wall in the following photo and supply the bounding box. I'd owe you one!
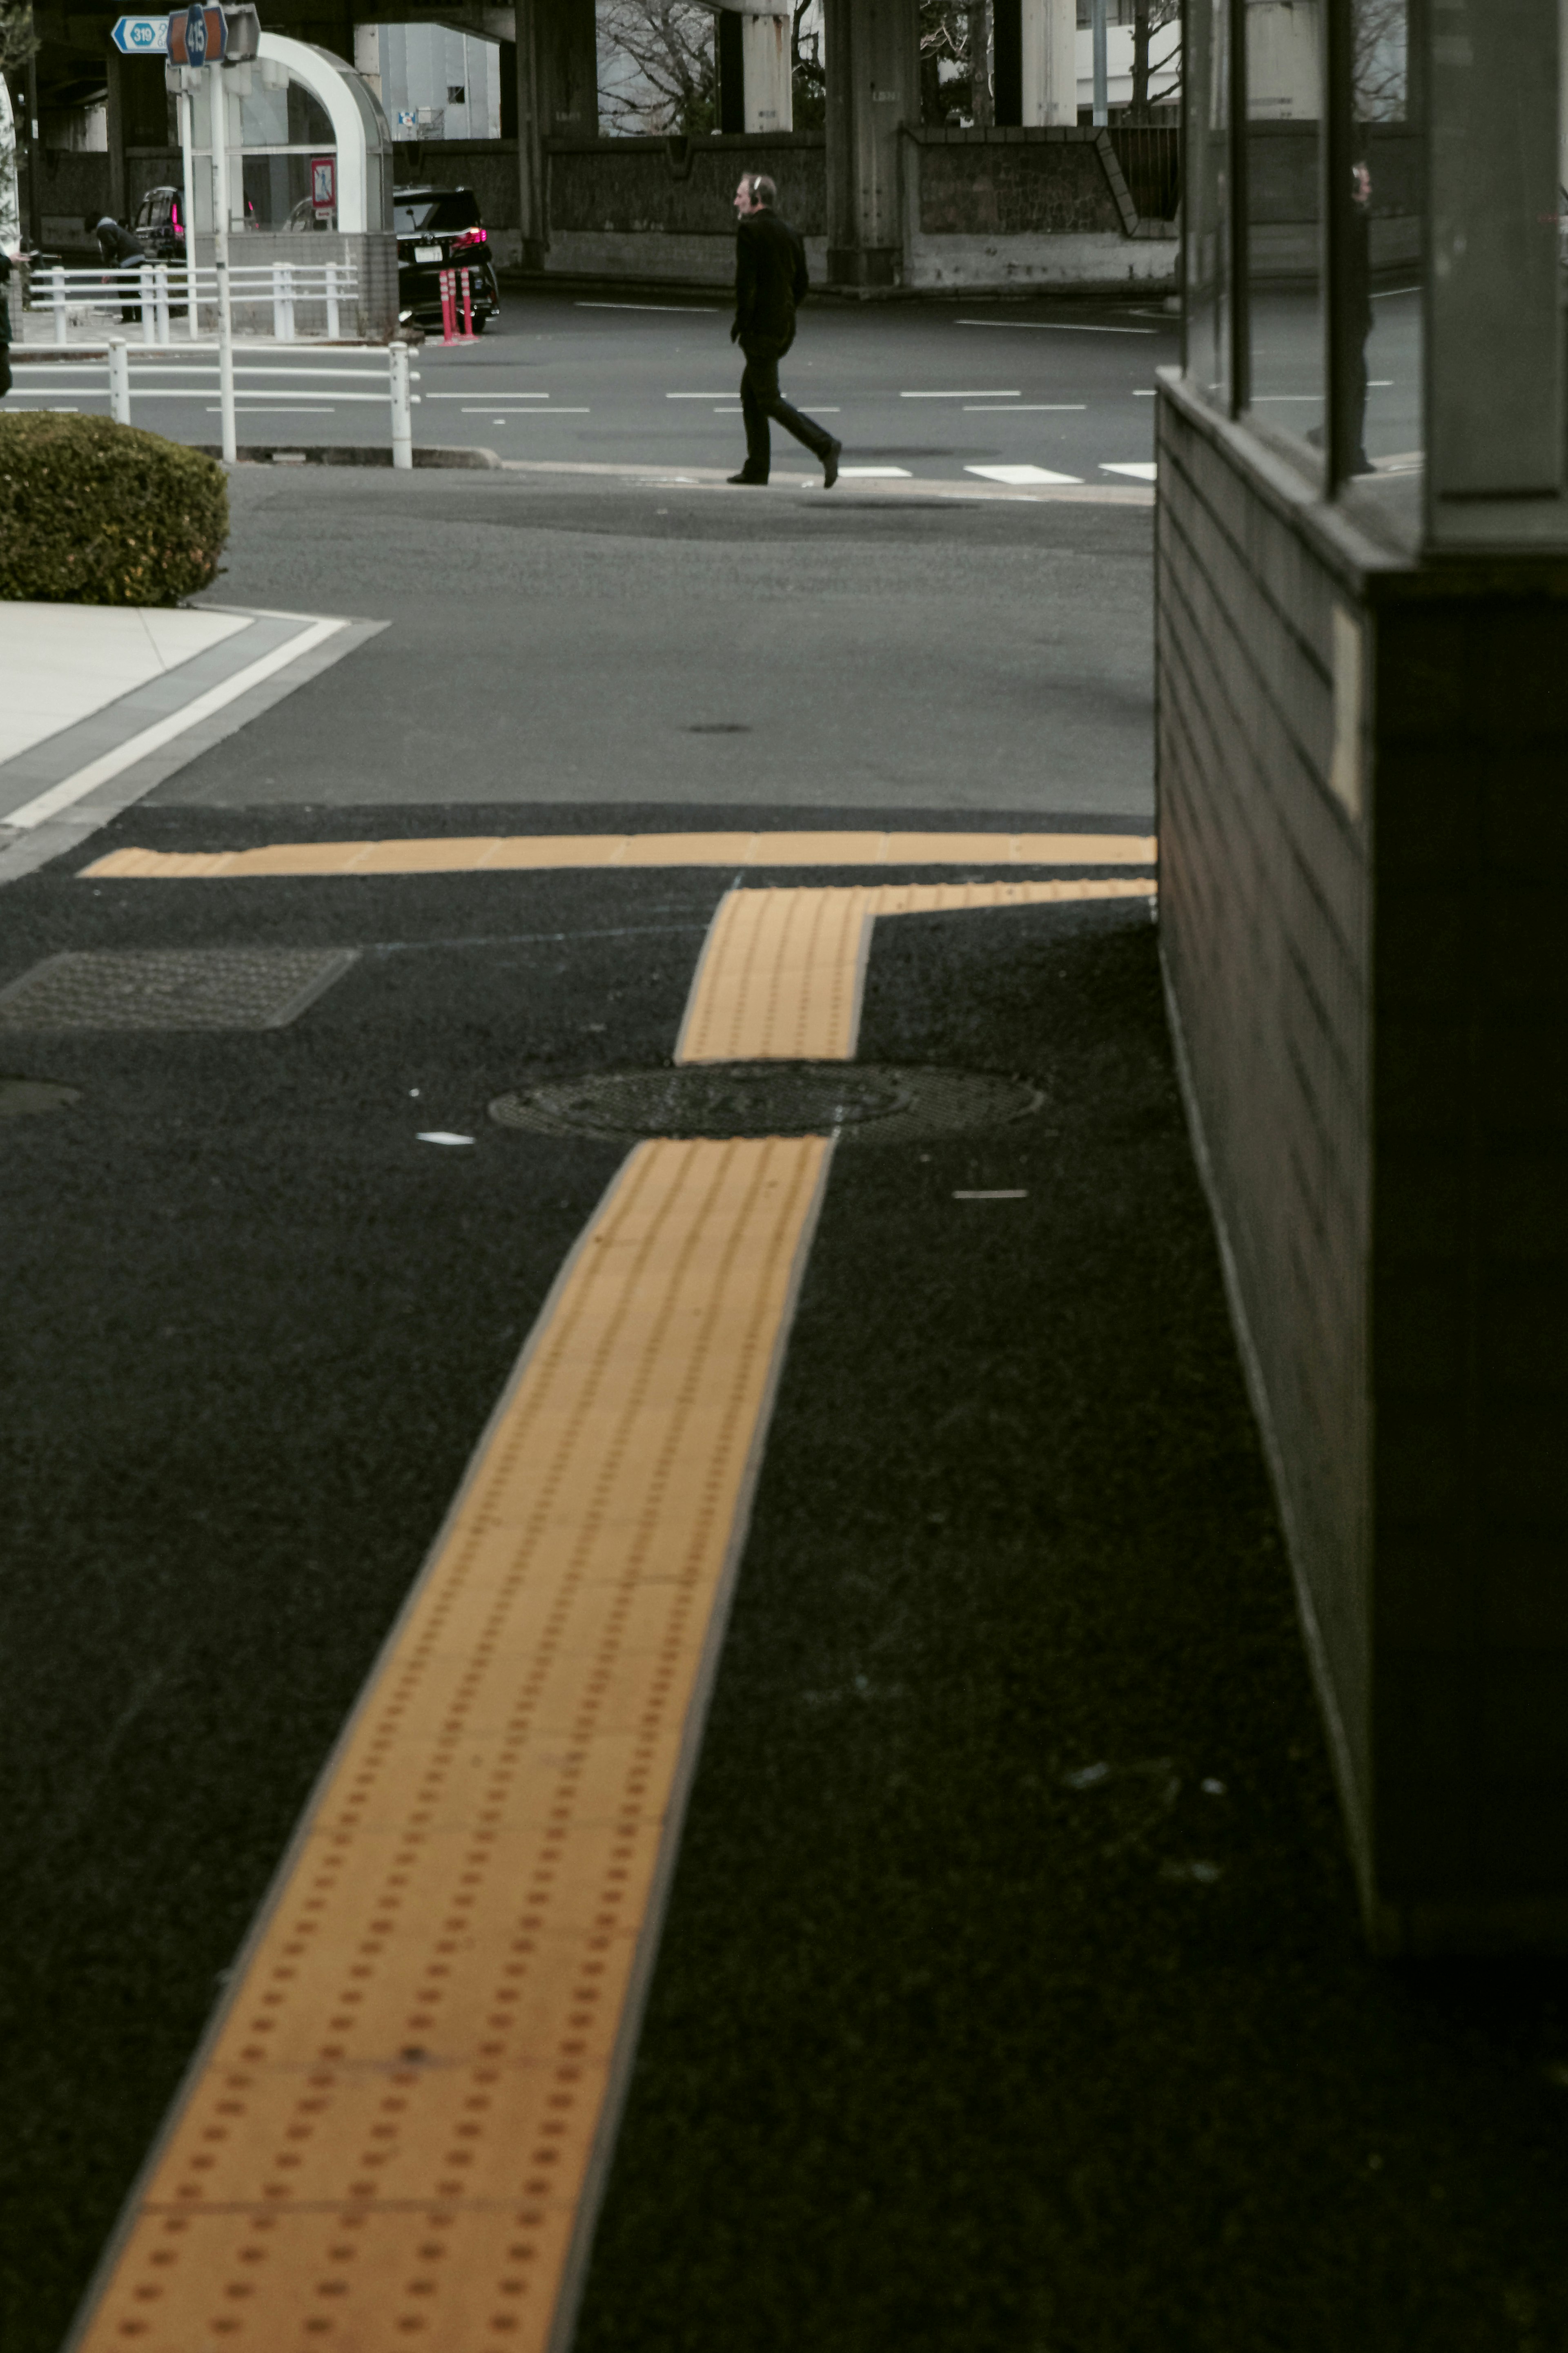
[1155,378,1374,1884]
[915,129,1125,236]
[392,137,521,231]
[1370,580,1568,1944]
[547,134,826,240]
[1157,373,1568,1953]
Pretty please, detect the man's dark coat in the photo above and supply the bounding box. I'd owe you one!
[733,207,809,350]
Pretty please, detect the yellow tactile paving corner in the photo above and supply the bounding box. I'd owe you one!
[71,1131,831,2353]
[675,877,1156,1064]
[69,868,1157,2353]
[80,830,1156,881]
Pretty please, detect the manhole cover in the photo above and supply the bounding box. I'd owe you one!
[0,948,358,1033]
[489,1061,1042,1145]
[0,1076,81,1117]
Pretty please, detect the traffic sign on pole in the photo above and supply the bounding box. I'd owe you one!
[167,4,227,66]
[110,15,169,54]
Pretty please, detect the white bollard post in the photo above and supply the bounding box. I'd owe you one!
[140,265,156,348]
[155,264,171,345]
[389,341,412,470]
[209,60,237,465]
[108,337,132,426]
[280,262,296,341]
[52,265,68,345]
[324,261,340,341]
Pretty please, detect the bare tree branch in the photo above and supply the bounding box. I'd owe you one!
[598,0,716,135]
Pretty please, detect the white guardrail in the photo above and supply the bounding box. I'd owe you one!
[8,343,417,468]
[32,261,357,346]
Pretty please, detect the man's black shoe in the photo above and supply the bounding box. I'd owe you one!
[822,437,842,490]
[727,471,767,485]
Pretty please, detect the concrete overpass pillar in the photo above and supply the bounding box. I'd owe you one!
[740,13,793,133]
[824,0,919,288]
[514,0,597,267]
[1020,0,1076,126]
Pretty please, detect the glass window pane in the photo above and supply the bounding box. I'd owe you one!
[1349,0,1423,504]
[1184,0,1232,409]
[1246,0,1325,451]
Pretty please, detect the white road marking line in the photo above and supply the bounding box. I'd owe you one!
[452,406,589,414]
[205,405,334,414]
[666,392,737,398]
[4,618,348,831]
[1100,461,1157,481]
[1251,394,1322,403]
[953,1189,1028,1199]
[1134,388,1157,396]
[427,391,550,399]
[839,466,912,477]
[956,317,1156,335]
[963,402,1086,411]
[965,463,1084,485]
[576,300,721,313]
[901,390,1020,398]
[1369,379,1394,387]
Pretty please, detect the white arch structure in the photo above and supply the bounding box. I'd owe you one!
[253,33,394,233]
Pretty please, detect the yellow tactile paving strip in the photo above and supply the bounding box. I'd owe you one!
[69,871,1154,2353]
[80,830,1155,881]
[677,879,1157,1063]
[72,1132,831,2353]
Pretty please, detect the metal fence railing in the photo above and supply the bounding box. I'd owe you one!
[8,341,416,468]
[30,261,359,347]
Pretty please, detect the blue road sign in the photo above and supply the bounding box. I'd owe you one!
[185,2,207,63]
[110,14,169,52]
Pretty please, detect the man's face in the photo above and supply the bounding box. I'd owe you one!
[734,176,757,219]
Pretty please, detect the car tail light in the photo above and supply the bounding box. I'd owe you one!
[450,227,488,252]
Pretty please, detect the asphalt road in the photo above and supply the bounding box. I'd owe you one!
[160,464,1157,814]
[8,286,1176,482]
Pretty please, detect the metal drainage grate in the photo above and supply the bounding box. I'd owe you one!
[489,1060,1043,1146]
[0,948,358,1033]
[0,1076,81,1117]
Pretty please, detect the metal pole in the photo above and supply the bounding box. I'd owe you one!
[178,77,200,339]
[108,336,131,426]
[209,60,236,464]
[52,263,68,345]
[23,56,44,251]
[140,264,155,347]
[389,341,412,469]
[1092,0,1109,125]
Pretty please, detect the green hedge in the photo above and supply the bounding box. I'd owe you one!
[0,413,229,605]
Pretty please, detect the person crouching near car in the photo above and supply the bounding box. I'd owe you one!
[85,212,144,323]
[728,173,841,490]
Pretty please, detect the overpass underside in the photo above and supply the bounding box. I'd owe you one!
[24,0,1179,292]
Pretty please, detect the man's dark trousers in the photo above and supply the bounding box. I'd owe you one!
[739,330,834,481]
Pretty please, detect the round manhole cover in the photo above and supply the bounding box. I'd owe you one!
[0,1076,81,1118]
[488,1061,1042,1145]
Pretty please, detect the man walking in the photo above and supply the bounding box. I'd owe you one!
[85,211,144,323]
[729,173,841,489]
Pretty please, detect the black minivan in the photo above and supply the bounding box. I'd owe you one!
[394,187,501,332]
